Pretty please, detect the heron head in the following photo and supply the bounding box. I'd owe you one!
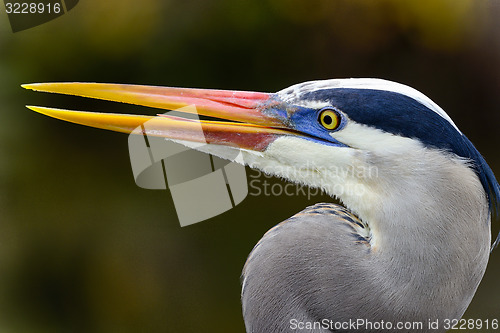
[24,79,500,243]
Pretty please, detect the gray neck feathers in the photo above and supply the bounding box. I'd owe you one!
[364,148,491,321]
[242,148,491,332]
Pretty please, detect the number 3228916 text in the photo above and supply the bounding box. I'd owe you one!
[5,2,61,14]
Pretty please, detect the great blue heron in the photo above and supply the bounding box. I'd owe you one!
[24,79,499,332]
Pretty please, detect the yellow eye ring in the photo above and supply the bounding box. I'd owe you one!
[319,109,341,130]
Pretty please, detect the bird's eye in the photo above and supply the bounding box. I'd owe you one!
[318,109,341,130]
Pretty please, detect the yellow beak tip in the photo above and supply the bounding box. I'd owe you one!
[26,104,49,111]
[26,105,43,113]
[26,105,65,119]
[22,84,36,90]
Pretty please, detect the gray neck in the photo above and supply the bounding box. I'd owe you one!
[366,149,491,321]
[241,144,491,332]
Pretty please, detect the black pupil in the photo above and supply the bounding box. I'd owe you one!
[323,114,333,125]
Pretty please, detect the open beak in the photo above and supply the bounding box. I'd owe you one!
[22,83,294,151]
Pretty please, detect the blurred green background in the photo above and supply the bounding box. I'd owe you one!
[1,0,499,332]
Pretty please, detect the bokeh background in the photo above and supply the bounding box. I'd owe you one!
[1,0,499,332]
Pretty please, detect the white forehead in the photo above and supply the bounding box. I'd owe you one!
[277,78,461,133]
